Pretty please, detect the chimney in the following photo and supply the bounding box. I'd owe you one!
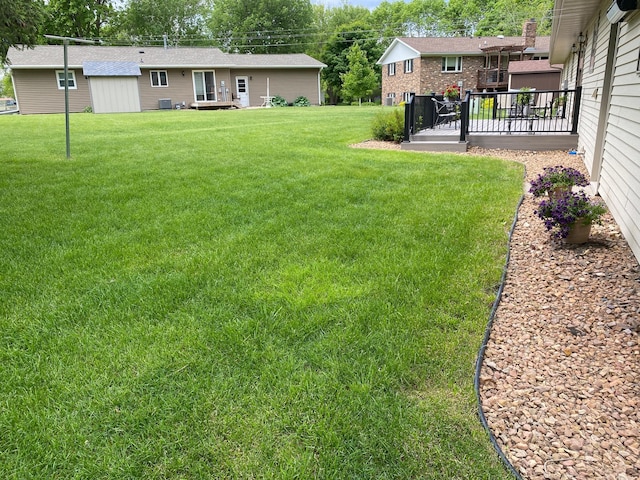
[522,18,537,49]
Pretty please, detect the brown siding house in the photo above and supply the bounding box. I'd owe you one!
[7,46,326,114]
[377,20,550,104]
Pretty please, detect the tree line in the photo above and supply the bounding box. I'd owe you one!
[1,0,553,104]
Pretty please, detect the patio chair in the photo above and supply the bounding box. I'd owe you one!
[431,98,458,129]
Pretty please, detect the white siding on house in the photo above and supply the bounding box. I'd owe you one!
[575,8,611,177]
[598,10,640,260]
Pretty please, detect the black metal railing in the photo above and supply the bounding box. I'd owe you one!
[465,88,581,135]
[404,88,582,140]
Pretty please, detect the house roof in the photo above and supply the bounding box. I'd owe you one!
[83,61,141,76]
[397,35,550,56]
[508,59,563,74]
[377,35,550,64]
[7,45,326,70]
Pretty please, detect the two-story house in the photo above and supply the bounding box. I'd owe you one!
[378,20,550,104]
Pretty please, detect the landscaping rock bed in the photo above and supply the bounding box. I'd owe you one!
[351,142,640,479]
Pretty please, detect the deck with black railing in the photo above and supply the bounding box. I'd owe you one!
[403,89,581,152]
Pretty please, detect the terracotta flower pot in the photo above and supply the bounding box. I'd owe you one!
[564,220,591,244]
[548,186,571,201]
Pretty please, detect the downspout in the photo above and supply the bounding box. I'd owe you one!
[318,69,323,105]
[590,22,620,194]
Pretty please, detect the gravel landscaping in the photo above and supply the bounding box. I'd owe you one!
[352,141,640,479]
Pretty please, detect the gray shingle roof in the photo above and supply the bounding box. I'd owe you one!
[7,45,325,69]
[399,36,550,55]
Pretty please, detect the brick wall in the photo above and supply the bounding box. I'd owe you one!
[381,55,487,103]
[419,56,484,95]
[381,60,421,104]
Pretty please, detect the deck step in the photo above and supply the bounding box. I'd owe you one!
[402,140,468,153]
[410,134,457,142]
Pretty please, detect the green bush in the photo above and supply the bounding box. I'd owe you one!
[481,98,494,110]
[293,96,310,107]
[371,108,404,143]
[270,95,288,107]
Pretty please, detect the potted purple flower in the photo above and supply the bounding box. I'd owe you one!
[529,166,589,199]
[535,191,607,243]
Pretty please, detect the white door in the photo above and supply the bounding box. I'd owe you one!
[236,76,249,107]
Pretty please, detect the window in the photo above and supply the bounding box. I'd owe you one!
[55,70,77,89]
[404,59,413,73]
[150,70,168,87]
[193,70,216,101]
[388,63,396,76]
[441,56,462,73]
[402,92,412,102]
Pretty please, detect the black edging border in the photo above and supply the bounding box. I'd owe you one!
[474,192,526,480]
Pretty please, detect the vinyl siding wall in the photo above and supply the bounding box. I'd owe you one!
[137,68,224,110]
[12,69,91,114]
[599,10,640,260]
[230,69,321,105]
[574,7,611,177]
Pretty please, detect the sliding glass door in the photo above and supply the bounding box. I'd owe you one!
[193,71,216,101]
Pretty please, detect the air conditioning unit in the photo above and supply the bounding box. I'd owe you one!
[159,98,172,109]
[607,0,638,23]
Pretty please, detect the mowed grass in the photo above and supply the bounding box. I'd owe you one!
[0,107,522,479]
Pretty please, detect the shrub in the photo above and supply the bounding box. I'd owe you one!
[371,108,404,143]
[293,96,310,107]
[481,98,494,110]
[270,95,288,107]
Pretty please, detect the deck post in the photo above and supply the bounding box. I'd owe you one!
[403,94,414,142]
[460,90,470,142]
[571,86,582,135]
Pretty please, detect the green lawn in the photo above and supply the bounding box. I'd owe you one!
[0,107,522,479]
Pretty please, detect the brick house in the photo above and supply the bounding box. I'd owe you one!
[377,20,550,104]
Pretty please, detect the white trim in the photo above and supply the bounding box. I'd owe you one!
[404,59,413,73]
[192,70,217,102]
[55,70,77,90]
[441,56,462,73]
[150,70,168,87]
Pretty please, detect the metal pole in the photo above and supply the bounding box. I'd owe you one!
[63,40,70,158]
[44,35,98,159]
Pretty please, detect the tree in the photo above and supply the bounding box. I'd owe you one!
[321,21,383,104]
[340,43,377,105]
[307,3,371,60]
[370,1,409,39]
[116,0,211,43]
[475,0,553,36]
[42,0,114,39]
[209,0,314,54]
[0,0,45,64]
[371,0,447,38]
[1,70,14,98]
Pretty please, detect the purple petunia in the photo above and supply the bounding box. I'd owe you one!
[529,166,589,197]
[535,191,606,239]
